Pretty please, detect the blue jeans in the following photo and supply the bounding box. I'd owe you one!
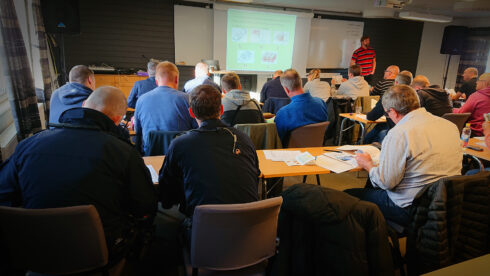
[363,123,389,144]
[344,187,411,227]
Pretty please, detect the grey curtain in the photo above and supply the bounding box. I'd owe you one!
[0,0,41,139]
[32,0,57,121]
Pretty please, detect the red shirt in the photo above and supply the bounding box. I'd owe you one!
[351,47,376,76]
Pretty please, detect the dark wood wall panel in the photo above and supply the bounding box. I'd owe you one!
[64,0,175,70]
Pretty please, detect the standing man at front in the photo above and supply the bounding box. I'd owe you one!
[351,36,376,86]
[134,61,198,154]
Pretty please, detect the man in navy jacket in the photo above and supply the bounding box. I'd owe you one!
[127,60,158,108]
[0,86,157,262]
[49,65,95,124]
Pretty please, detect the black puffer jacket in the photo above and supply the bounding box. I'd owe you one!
[270,184,394,276]
[406,172,490,275]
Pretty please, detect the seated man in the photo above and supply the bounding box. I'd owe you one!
[412,75,452,117]
[260,70,287,103]
[159,84,259,219]
[370,65,399,97]
[274,69,328,145]
[127,60,159,108]
[452,67,478,100]
[364,70,412,144]
[134,61,198,154]
[0,86,158,262]
[336,65,370,100]
[49,65,95,124]
[183,62,221,93]
[454,73,490,136]
[346,85,462,227]
[220,72,265,126]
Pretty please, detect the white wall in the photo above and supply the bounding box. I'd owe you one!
[416,22,460,89]
[174,5,214,65]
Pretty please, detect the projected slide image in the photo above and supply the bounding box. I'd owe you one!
[226,9,296,71]
[232,28,248,42]
[250,29,271,44]
[237,50,254,63]
[261,51,277,64]
[273,31,289,45]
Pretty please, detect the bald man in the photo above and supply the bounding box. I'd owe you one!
[452,67,479,100]
[183,62,221,93]
[134,61,198,155]
[370,65,399,97]
[412,75,452,117]
[49,65,95,124]
[260,69,288,103]
[454,73,490,136]
[0,86,157,262]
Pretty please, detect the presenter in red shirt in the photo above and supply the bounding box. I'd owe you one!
[351,36,376,86]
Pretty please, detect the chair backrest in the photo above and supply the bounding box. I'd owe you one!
[234,122,282,149]
[354,96,380,114]
[0,205,108,274]
[263,97,291,114]
[287,121,330,148]
[146,130,184,156]
[442,113,471,135]
[190,197,283,270]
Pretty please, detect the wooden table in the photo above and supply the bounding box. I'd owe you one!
[143,156,165,178]
[422,254,490,276]
[143,147,362,195]
[463,137,490,162]
[258,146,361,198]
[338,113,387,145]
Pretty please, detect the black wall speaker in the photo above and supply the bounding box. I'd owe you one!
[440,25,469,55]
[41,0,80,34]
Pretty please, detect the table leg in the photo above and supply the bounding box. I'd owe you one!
[262,177,268,200]
[359,122,365,144]
[338,117,349,146]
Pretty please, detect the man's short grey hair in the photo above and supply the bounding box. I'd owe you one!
[147,60,159,77]
[84,86,127,119]
[395,70,413,85]
[280,69,302,91]
[382,84,420,116]
[69,65,94,84]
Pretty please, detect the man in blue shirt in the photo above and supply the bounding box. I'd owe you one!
[134,61,198,154]
[260,70,287,103]
[127,60,158,108]
[274,69,329,145]
[49,65,95,124]
[159,84,259,218]
[183,62,221,93]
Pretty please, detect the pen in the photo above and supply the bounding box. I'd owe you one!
[324,149,343,153]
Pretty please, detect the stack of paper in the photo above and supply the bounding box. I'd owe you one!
[316,155,355,173]
[146,165,159,183]
[263,150,301,161]
[337,145,381,165]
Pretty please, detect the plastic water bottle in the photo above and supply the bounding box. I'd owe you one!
[461,123,471,147]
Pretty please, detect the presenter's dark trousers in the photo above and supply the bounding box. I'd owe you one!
[363,74,374,86]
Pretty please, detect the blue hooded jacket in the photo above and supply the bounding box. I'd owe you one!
[49,82,93,124]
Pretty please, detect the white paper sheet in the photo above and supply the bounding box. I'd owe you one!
[315,155,355,173]
[323,151,358,167]
[336,145,381,165]
[263,150,302,162]
[146,165,159,183]
[474,136,485,141]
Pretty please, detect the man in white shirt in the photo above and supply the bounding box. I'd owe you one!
[346,84,462,227]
